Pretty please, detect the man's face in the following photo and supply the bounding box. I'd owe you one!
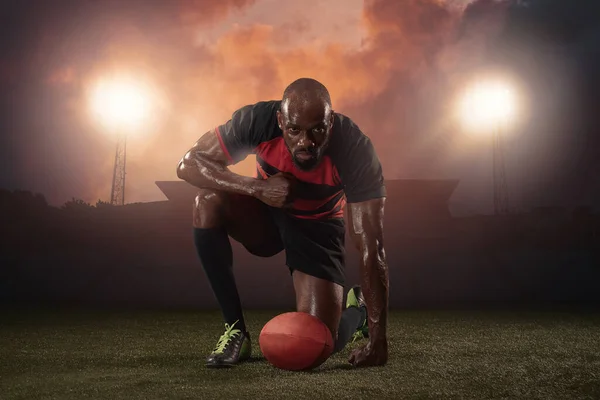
[277,98,334,171]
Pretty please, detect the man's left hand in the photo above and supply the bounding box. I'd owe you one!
[348,338,388,367]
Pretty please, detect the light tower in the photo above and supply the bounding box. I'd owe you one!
[457,79,518,215]
[110,134,127,205]
[89,76,152,206]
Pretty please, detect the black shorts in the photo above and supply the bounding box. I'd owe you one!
[267,207,346,286]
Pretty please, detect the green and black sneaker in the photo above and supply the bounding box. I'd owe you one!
[346,285,369,342]
[206,321,252,367]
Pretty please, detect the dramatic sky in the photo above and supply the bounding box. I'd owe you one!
[0,0,598,213]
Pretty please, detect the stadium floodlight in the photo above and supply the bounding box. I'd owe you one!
[89,76,152,133]
[88,75,154,205]
[456,78,521,215]
[456,80,518,134]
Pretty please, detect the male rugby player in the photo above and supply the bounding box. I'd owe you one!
[177,78,389,368]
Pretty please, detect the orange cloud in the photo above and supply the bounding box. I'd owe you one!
[178,0,257,27]
[135,0,506,192]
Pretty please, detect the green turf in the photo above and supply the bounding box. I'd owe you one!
[1,309,599,400]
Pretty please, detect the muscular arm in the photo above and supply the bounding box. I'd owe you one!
[176,129,260,196]
[347,198,389,347]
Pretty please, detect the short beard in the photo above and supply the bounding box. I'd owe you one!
[291,153,321,171]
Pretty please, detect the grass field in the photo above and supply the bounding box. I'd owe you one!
[1,309,599,400]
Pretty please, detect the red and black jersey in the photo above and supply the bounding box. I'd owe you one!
[215,100,386,220]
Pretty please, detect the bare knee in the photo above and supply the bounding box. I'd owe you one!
[193,189,226,228]
[293,271,343,340]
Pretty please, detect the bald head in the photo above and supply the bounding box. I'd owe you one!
[277,78,335,171]
[281,78,332,118]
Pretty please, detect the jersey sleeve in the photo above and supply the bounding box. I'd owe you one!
[214,101,276,164]
[339,130,386,203]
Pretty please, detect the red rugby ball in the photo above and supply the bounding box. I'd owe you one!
[259,312,334,371]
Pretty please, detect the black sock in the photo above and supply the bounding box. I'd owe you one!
[193,227,247,334]
[333,306,367,354]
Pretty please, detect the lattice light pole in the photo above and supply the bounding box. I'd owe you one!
[89,75,152,206]
[110,134,127,206]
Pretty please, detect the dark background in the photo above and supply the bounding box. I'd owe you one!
[1,178,598,309]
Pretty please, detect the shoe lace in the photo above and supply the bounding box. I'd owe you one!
[213,321,242,354]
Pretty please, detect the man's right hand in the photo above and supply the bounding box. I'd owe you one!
[254,173,295,208]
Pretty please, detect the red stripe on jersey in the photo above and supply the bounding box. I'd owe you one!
[254,137,341,186]
[293,191,341,211]
[293,195,346,220]
[214,126,233,163]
